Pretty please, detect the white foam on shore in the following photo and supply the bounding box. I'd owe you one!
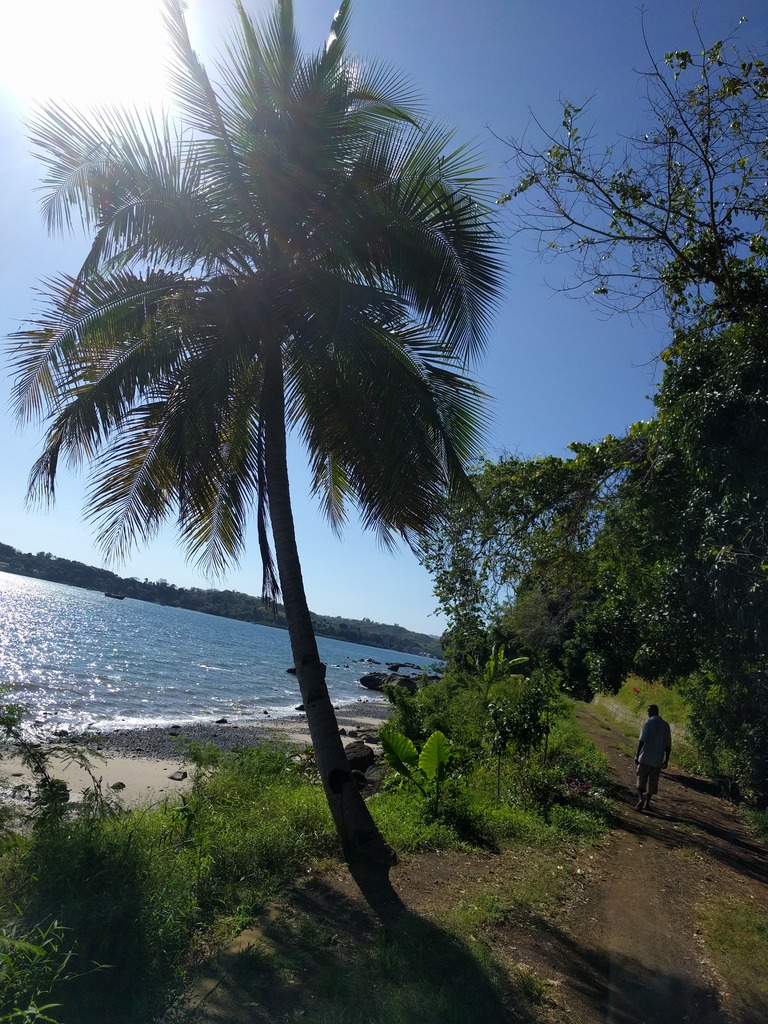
[14,694,390,742]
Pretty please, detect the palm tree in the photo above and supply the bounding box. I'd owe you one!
[9,0,502,862]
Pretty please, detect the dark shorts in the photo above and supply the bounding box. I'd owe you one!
[636,763,662,795]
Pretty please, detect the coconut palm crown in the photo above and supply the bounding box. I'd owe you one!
[10,0,503,861]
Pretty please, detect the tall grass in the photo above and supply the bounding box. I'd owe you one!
[592,676,704,773]
[1,912,73,1023]
[697,898,768,1021]
[594,675,690,726]
[0,742,337,1023]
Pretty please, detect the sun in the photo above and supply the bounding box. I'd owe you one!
[0,0,171,108]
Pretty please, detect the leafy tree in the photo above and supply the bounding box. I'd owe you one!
[488,22,768,800]
[450,321,768,798]
[420,438,639,674]
[684,668,768,806]
[566,311,768,698]
[9,0,502,861]
[431,25,768,698]
[500,22,768,331]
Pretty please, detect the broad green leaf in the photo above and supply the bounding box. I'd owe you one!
[380,726,419,773]
[418,730,451,782]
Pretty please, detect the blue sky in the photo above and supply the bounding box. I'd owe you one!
[1,0,766,635]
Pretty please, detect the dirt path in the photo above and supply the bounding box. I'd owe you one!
[534,702,768,1023]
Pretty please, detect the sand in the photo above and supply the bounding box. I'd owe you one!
[0,700,391,809]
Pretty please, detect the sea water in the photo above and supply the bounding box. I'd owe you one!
[0,571,438,738]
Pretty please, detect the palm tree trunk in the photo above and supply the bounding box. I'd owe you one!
[262,345,395,866]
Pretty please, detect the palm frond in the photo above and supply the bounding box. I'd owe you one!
[163,0,266,248]
[354,121,504,362]
[163,0,231,140]
[9,269,187,424]
[283,272,488,542]
[28,101,122,236]
[342,57,425,128]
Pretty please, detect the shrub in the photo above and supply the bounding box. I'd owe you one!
[0,913,72,1024]
[548,804,607,839]
[0,741,339,1023]
[370,789,465,852]
[683,670,768,805]
[384,670,486,751]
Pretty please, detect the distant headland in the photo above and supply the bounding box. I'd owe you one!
[0,542,442,659]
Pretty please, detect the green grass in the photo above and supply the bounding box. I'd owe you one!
[0,742,339,1023]
[745,811,768,843]
[599,675,692,726]
[220,843,576,1024]
[370,703,611,855]
[742,808,768,843]
[228,911,534,1024]
[0,912,74,1022]
[697,898,768,1021]
[445,857,575,936]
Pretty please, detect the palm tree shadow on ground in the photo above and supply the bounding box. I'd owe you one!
[171,871,528,1024]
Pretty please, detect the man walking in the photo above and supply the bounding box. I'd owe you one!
[634,704,672,811]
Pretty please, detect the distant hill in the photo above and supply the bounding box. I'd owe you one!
[0,542,443,659]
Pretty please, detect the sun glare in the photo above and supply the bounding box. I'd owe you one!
[0,0,170,108]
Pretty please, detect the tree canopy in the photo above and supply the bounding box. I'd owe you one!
[500,21,768,333]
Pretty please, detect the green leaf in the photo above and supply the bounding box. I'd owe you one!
[418,730,451,782]
[380,726,420,773]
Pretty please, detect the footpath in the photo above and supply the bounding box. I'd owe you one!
[540,702,768,1023]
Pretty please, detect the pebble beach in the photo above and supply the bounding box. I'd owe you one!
[0,700,392,808]
[90,698,391,758]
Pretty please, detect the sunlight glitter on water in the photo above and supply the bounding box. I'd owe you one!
[0,571,437,737]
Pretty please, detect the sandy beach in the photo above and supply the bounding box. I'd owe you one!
[0,699,391,809]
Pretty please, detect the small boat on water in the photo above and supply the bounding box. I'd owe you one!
[104,591,125,600]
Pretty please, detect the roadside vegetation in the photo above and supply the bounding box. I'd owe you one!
[0,659,610,1024]
[697,898,768,1023]
[558,673,768,845]
[591,676,700,773]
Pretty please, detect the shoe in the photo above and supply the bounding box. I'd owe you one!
[634,800,644,811]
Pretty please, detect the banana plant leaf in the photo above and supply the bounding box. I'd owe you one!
[380,726,419,770]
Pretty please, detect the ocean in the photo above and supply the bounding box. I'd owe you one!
[0,571,438,738]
